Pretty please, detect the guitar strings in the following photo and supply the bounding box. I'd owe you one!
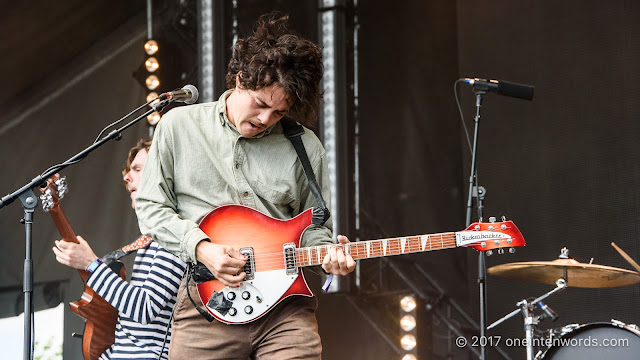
[231,236,459,272]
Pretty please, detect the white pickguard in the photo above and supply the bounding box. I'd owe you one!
[207,269,299,323]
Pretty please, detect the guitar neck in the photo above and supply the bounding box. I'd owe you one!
[295,232,456,267]
[49,205,78,244]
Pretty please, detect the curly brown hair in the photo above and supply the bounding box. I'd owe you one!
[225,12,323,128]
[122,137,152,188]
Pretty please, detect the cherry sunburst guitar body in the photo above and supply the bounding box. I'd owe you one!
[196,205,526,324]
[40,174,124,360]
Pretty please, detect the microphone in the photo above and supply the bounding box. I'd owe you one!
[461,78,534,100]
[158,84,199,104]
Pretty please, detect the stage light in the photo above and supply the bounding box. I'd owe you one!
[145,57,159,72]
[400,314,416,331]
[401,334,417,351]
[147,112,161,126]
[146,92,159,103]
[145,75,160,90]
[399,294,419,359]
[144,39,159,55]
[400,296,417,312]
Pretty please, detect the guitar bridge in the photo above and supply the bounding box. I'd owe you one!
[240,248,255,280]
[283,243,298,275]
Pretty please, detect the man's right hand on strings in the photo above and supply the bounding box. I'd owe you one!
[196,241,248,287]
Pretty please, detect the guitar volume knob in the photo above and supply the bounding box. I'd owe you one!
[229,308,237,316]
[245,305,253,314]
[227,292,236,300]
[242,291,250,300]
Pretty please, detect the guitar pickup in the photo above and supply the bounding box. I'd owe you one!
[240,248,255,281]
[283,243,298,275]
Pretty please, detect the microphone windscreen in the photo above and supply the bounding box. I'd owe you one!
[497,80,534,100]
[183,84,199,104]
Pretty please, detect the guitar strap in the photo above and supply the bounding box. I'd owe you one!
[281,119,336,292]
[100,235,153,266]
[280,118,331,226]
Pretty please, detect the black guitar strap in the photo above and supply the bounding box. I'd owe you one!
[280,118,331,226]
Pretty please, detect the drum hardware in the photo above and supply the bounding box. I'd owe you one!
[486,248,640,360]
[487,278,567,360]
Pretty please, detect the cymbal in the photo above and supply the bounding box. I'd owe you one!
[487,258,640,288]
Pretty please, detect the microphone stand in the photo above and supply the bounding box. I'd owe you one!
[0,99,170,360]
[464,89,488,360]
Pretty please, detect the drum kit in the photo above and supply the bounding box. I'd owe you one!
[486,245,640,360]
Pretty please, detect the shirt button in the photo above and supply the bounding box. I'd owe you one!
[243,192,249,197]
[235,163,240,169]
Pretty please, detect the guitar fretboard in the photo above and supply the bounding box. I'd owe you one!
[295,232,457,267]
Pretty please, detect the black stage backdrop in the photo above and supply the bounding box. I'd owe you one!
[317,0,468,359]
[457,1,640,359]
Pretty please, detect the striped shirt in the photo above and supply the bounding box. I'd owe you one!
[86,241,186,359]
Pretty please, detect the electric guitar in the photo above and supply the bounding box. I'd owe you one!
[196,205,526,324]
[40,174,125,360]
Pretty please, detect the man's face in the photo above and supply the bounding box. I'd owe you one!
[123,149,148,209]
[227,80,291,138]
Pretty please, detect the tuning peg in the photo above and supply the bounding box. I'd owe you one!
[55,176,68,198]
[486,250,493,256]
[509,248,516,254]
[501,216,506,222]
[39,191,53,212]
[498,248,504,255]
[489,216,496,223]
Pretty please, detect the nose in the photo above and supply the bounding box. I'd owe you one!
[257,110,276,125]
[123,171,132,183]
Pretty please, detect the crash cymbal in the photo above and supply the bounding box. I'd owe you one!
[488,257,640,288]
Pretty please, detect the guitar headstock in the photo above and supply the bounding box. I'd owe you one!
[456,216,525,254]
[39,174,68,212]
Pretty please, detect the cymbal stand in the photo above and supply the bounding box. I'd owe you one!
[487,278,567,360]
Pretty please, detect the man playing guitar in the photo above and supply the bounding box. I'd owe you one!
[135,12,356,360]
[52,138,186,359]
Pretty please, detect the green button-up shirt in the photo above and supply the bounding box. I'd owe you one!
[135,90,334,263]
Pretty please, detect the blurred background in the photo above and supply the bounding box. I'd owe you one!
[1,1,639,359]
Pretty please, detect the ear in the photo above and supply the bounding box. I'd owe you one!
[235,72,243,89]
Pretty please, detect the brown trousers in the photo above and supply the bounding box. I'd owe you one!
[168,276,322,360]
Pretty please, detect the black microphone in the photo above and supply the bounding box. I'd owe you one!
[462,78,534,100]
[158,84,199,104]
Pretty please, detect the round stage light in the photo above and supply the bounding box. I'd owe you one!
[147,112,161,126]
[145,75,160,90]
[400,334,417,351]
[400,314,416,331]
[400,296,417,312]
[144,39,159,55]
[146,92,159,103]
[145,57,159,72]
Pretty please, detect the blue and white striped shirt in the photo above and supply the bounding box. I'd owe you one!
[87,240,186,359]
